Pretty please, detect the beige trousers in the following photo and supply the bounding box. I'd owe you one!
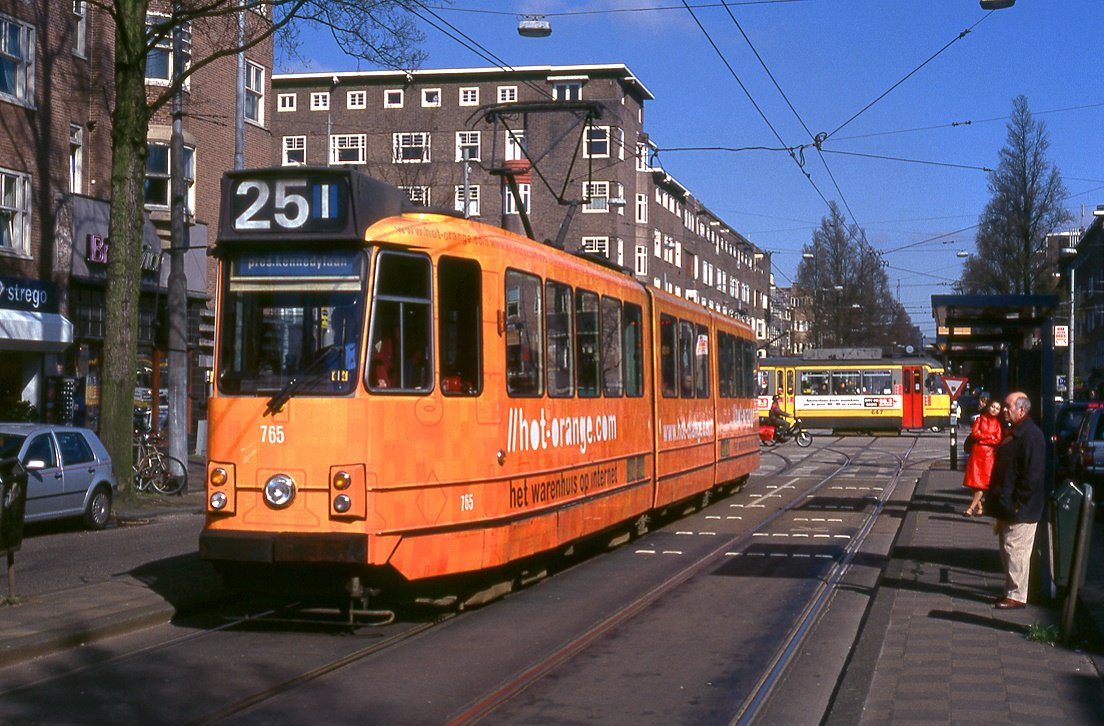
[997,520,1038,603]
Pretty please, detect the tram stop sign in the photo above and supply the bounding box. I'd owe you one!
[941,375,969,401]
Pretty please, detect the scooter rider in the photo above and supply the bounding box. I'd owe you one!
[767,393,792,441]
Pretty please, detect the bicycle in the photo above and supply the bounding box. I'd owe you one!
[132,430,188,495]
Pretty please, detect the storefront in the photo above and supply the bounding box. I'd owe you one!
[0,276,73,421]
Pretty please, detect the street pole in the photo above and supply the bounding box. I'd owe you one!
[1069,263,1076,400]
[168,6,190,491]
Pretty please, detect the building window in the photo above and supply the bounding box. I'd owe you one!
[421,88,441,107]
[400,186,430,207]
[635,193,648,224]
[504,183,530,215]
[459,87,479,106]
[0,168,31,254]
[584,126,610,158]
[144,14,190,84]
[455,185,479,217]
[69,125,83,194]
[582,237,609,256]
[393,132,431,163]
[245,61,265,125]
[636,143,650,171]
[384,89,403,108]
[282,136,306,166]
[552,81,582,101]
[497,85,517,103]
[583,181,609,213]
[456,131,481,162]
[505,130,527,161]
[0,15,33,106]
[143,142,194,210]
[277,93,296,112]
[346,90,366,109]
[310,92,329,111]
[71,1,87,57]
[331,134,366,165]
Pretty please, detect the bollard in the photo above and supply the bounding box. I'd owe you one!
[949,422,958,471]
[1060,483,1095,645]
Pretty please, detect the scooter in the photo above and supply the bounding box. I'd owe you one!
[759,417,813,448]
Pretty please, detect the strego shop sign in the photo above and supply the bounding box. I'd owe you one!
[86,234,162,274]
[0,277,59,313]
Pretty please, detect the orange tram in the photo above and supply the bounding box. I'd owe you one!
[199,167,760,607]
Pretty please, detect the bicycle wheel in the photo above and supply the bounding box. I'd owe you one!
[133,456,155,492]
[150,454,188,495]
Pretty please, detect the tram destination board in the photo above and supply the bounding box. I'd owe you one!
[217,167,409,243]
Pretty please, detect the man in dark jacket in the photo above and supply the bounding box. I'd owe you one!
[986,391,1046,609]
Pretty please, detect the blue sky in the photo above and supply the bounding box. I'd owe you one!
[279,1,1104,339]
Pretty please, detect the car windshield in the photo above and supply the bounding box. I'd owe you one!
[218,250,366,396]
[1057,407,1087,437]
[0,433,26,460]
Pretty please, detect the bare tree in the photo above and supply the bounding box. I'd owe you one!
[99,0,425,495]
[958,95,1072,294]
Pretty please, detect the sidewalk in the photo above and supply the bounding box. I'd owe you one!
[827,466,1104,723]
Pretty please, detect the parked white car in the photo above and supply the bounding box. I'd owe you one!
[0,424,117,530]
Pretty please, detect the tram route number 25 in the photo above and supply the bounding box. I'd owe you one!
[232,177,346,232]
[260,425,286,444]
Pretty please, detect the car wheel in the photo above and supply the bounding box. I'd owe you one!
[84,485,112,530]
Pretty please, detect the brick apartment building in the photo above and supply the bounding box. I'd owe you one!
[0,0,273,439]
[270,64,773,342]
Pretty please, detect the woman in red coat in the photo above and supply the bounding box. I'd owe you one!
[963,399,1004,516]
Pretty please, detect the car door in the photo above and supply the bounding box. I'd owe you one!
[55,431,97,513]
[22,433,65,520]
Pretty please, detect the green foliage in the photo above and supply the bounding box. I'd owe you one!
[1025,622,1059,644]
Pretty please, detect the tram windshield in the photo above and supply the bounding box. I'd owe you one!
[218,250,365,396]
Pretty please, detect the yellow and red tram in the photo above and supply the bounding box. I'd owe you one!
[757,350,951,432]
[199,167,759,601]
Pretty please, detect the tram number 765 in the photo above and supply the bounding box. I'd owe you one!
[260,425,286,445]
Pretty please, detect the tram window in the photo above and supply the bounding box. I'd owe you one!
[600,296,623,397]
[659,314,677,398]
[695,324,710,398]
[576,289,600,398]
[505,270,543,396]
[545,280,574,398]
[717,332,733,398]
[757,366,770,398]
[438,256,481,395]
[925,372,946,394]
[623,303,644,397]
[743,340,757,398]
[368,251,432,393]
[803,371,829,395]
[679,320,695,398]
[787,370,795,397]
[833,371,861,395]
[864,370,893,395]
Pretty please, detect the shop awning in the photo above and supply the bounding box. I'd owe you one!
[0,310,74,352]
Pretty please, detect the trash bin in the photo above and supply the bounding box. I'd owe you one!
[1049,479,1088,588]
[0,456,28,555]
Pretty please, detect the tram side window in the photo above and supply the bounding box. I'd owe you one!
[623,303,644,397]
[438,256,481,395]
[505,270,543,396]
[925,372,945,394]
[833,371,861,395]
[679,320,694,398]
[368,252,432,393]
[600,296,623,397]
[717,332,733,398]
[743,340,757,398]
[803,371,829,395]
[546,280,574,398]
[864,370,893,395]
[695,324,710,398]
[659,314,677,398]
[757,366,770,398]
[575,289,600,398]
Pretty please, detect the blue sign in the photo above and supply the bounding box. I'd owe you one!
[235,251,360,277]
[0,277,59,313]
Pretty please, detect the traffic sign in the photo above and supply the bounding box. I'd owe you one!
[941,375,969,400]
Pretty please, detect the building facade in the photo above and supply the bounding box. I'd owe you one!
[0,0,273,441]
[270,64,771,340]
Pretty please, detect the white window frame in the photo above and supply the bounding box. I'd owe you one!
[497,85,517,103]
[456,131,481,162]
[583,181,609,213]
[282,135,306,166]
[400,186,431,207]
[71,1,87,57]
[310,92,329,111]
[421,88,442,108]
[504,182,530,215]
[277,93,296,112]
[636,143,650,172]
[143,142,195,211]
[584,126,610,159]
[459,87,479,106]
[635,246,648,276]
[553,81,583,101]
[582,236,609,256]
[455,185,480,217]
[0,168,31,255]
[392,132,431,164]
[245,60,265,125]
[505,130,527,162]
[346,90,366,110]
[144,14,189,86]
[384,89,404,108]
[330,134,366,165]
[635,193,648,224]
[69,124,83,194]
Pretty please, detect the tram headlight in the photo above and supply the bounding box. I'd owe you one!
[333,470,352,490]
[210,467,228,487]
[333,494,352,513]
[210,491,228,510]
[263,474,296,509]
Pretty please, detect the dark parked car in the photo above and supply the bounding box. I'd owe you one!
[1053,402,1093,480]
[0,424,117,530]
[1068,403,1104,502]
